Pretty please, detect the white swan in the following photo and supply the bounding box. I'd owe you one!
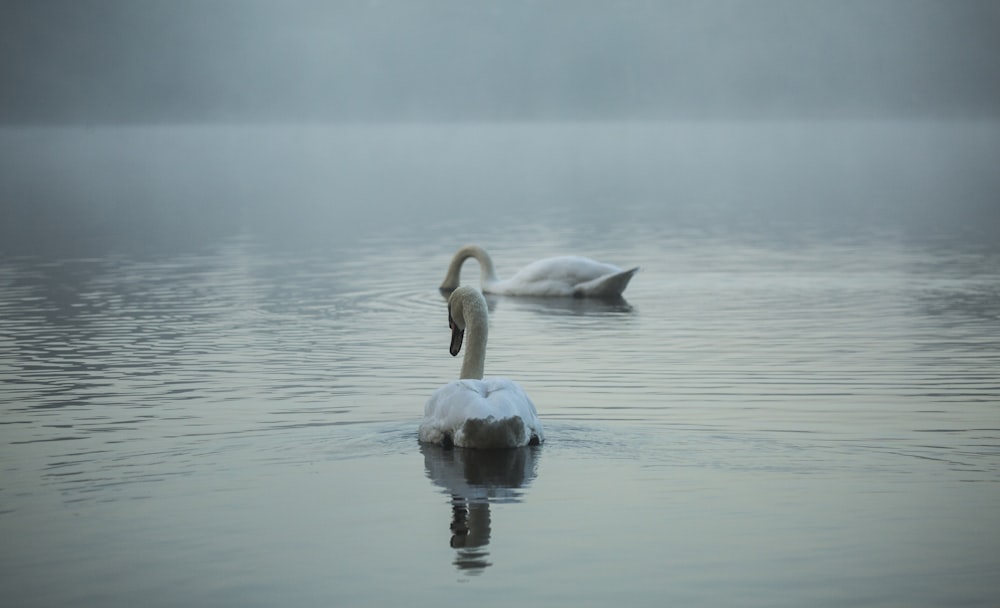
[440,245,638,298]
[419,286,544,449]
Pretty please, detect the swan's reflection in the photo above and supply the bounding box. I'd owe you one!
[500,294,633,316]
[421,444,541,575]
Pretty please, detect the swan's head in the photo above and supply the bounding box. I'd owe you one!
[446,285,487,357]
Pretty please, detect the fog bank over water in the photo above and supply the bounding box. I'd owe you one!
[2,0,998,124]
[1,122,998,256]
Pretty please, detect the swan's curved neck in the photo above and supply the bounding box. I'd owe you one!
[441,245,499,290]
[458,292,489,380]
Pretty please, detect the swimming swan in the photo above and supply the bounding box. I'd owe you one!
[419,286,544,449]
[440,245,638,298]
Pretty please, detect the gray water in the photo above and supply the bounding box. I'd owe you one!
[1,122,999,607]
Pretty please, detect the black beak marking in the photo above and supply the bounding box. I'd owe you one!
[448,312,464,356]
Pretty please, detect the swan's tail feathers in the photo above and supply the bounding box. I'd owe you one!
[573,267,639,298]
[459,416,531,449]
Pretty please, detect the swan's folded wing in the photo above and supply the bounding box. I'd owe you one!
[479,378,539,419]
[421,379,543,447]
[426,378,536,420]
[511,256,621,284]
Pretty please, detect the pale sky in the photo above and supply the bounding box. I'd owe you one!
[2,0,999,124]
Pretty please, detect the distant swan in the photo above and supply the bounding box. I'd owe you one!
[440,245,638,298]
[419,286,544,449]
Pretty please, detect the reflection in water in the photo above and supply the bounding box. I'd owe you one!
[421,444,540,575]
[490,293,634,316]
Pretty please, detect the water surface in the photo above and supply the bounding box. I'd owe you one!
[1,122,999,606]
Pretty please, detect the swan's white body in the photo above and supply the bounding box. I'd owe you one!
[441,245,637,298]
[421,379,541,448]
[419,286,544,449]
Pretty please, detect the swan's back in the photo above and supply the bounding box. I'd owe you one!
[492,255,637,297]
[510,255,619,284]
[421,378,543,448]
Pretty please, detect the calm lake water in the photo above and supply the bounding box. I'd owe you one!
[1,122,999,607]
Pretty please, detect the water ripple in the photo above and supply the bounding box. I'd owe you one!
[2,229,1000,511]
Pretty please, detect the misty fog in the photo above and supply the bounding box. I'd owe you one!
[1,1,998,254]
[2,121,999,256]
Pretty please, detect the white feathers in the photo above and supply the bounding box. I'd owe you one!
[419,286,544,449]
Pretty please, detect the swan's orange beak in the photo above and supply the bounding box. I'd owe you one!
[449,313,464,356]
